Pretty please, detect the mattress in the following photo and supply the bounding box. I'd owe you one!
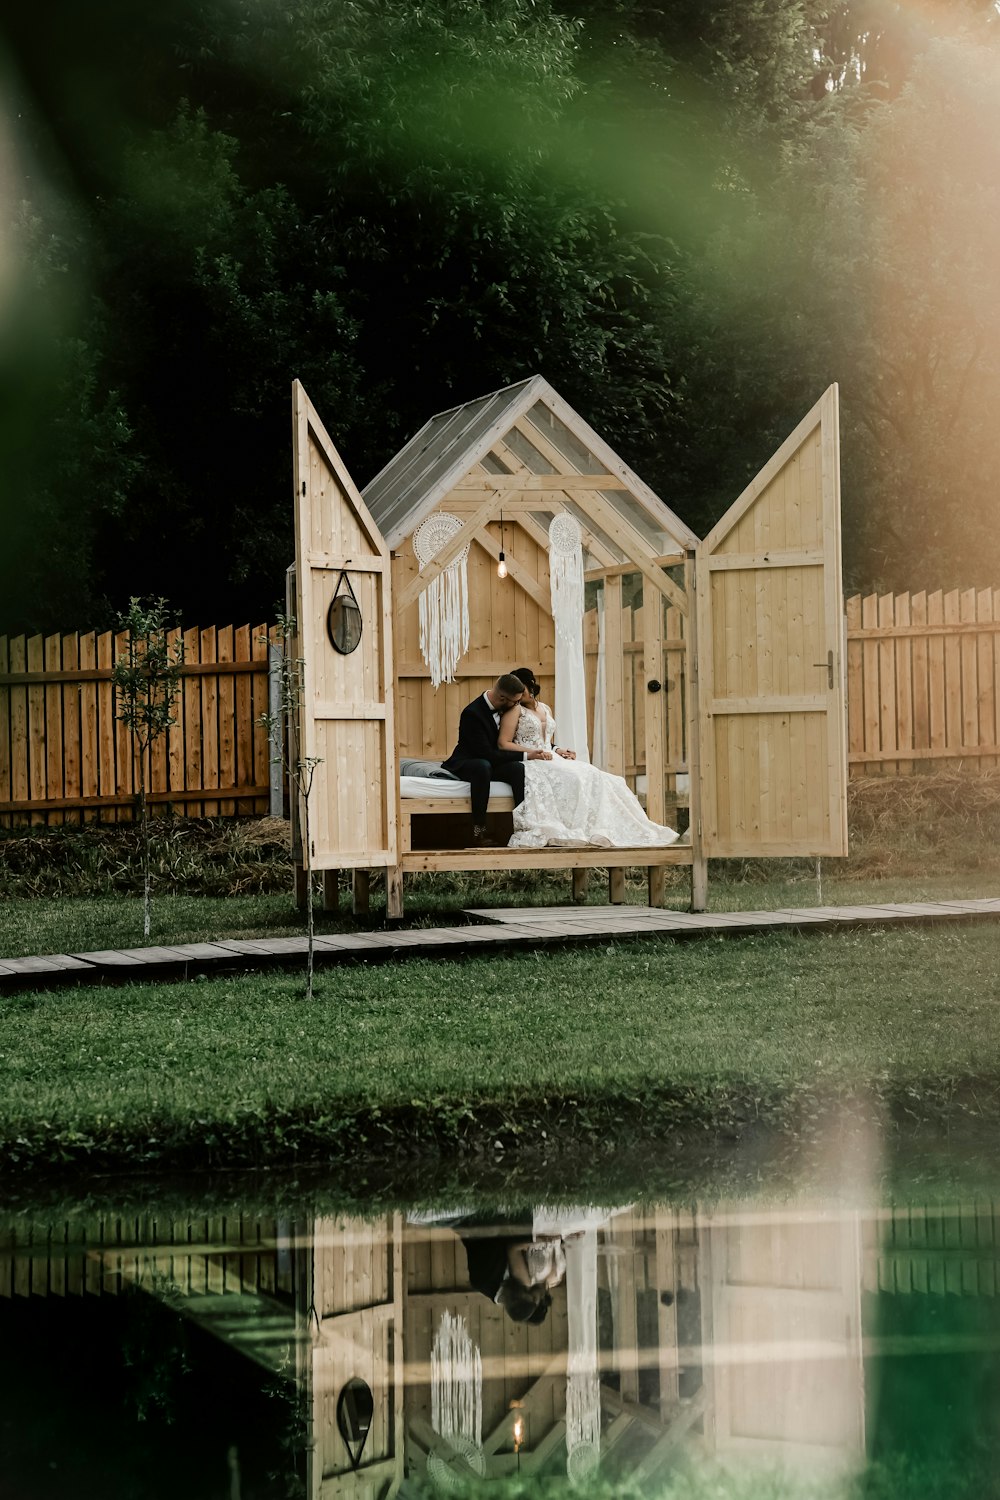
[399,775,514,800]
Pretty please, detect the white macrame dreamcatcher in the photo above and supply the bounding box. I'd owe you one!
[428,1309,485,1491]
[548,513,590,764]
[413,513,470,689]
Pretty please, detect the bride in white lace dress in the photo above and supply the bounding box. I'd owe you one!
[498,689,679,850]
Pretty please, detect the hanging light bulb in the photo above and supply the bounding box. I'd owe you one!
[497,507,508,579]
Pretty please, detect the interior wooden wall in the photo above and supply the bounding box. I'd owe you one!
[393,515,556,761]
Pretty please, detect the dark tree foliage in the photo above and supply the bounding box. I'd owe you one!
[0,0,998,630]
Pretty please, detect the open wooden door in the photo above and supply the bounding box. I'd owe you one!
[292,380,398,870]
[703,1206,865,1475]
[696,385,847,857]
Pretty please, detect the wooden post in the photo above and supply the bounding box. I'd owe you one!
[387,865,404,920]
[686,550,709,912]
[609,868,626,904]
[648,867,666,908]
[352,870,371,916]
[322,869,340,912]
[572,868,590,904]
[643,587,666,826]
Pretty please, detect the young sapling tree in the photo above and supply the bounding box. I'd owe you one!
[112,596,185,940]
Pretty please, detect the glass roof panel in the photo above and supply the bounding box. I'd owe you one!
[501,425,556,474]
[527,402,605,474]
[525,401,688,556]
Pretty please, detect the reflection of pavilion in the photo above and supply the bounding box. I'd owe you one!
[5,1198,999,1492]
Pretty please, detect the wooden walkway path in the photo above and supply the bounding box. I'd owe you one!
[1,897,999,992]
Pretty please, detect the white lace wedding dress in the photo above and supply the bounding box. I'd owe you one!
[508,704,679,850]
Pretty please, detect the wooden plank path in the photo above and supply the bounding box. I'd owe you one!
[1,897,1000,992]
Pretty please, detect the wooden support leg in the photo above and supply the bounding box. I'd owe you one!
[691,857,708,913]
[322,869,340,913]
[648,866,666,909]
[572,868,590,904]
[609,868,626,905]
[294,863,309,911]
[352,870,371,917]
[387,866,404,920]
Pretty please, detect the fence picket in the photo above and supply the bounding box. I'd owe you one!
[217,624,236,818]
[960,588,979,756]
[877,594,897,776]
[927,591,946,763]
[44,634,64,826]
[862,593,880,774]
[200,626,219,819]
[62,632,82,816]
[911,592,929,760]
[79,632,98,820]
[943,590,963,760]
[977,590,996,772]
[893,593,913,776]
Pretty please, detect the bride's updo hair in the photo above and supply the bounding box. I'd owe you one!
[512,666,541,697]
[497,1281,552,1325]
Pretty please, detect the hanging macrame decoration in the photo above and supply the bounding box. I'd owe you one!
[565,1228,601,1487]
[548,513,591,763]
[412,513,470,689]
[428,1310,485,1491]
[548,513,585,641]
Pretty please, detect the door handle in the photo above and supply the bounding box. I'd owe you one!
[812,650,834,689]
[647,679,662,694]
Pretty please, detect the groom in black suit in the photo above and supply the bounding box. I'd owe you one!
[442,674,551,847]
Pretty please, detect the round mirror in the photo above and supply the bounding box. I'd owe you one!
[327,593,362,655]
[336,1378,374,1469]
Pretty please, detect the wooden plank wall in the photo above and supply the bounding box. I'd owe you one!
[583,594,687,796]
[393,519,556,761]
[0,625,275,826]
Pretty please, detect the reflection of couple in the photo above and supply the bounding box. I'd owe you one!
[443,669,679,850]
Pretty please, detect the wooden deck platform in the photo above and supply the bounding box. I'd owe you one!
[1,897,999,992]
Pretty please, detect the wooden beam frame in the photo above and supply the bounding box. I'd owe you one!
[509,418,686,608]
[485,441,618,567]
[395,493,497,613]
[452,473,629,491]
[585,555,685,584]
[568,487,688,615]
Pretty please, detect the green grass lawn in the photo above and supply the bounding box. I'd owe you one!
[2,924,999,1175]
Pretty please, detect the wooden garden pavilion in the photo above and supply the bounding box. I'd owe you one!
[290,375,847,918]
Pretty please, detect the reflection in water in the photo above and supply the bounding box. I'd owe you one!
[1,1195,998,1495]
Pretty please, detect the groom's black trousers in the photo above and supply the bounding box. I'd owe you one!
[450,757,526,823]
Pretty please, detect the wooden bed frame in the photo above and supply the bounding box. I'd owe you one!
[396,790,693,901]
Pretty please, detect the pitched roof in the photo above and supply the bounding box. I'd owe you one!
[362,374,698,554]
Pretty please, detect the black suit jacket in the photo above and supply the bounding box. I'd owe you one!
[442,696,526,773]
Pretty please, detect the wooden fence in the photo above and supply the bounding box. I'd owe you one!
[0,625,276,826]
[3,590,1000,825]
[846,589,1000,775]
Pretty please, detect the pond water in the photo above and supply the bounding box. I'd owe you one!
[1,1179,997,1499]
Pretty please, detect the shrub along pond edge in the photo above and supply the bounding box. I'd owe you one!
[2,1072,998,1187]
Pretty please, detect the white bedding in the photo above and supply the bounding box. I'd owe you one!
[399,775,514,800]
